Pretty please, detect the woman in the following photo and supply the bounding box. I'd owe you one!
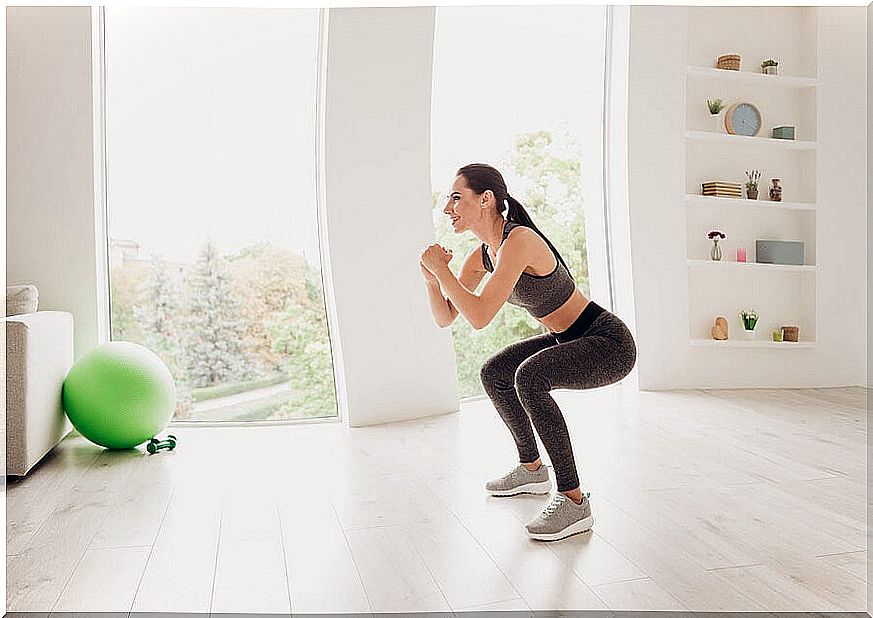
[419,163,637,542]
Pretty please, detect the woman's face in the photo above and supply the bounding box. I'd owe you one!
[443,176,486,232]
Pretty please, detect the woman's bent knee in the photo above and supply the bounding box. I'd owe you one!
[514,360,550,399]
[480,355,511,389]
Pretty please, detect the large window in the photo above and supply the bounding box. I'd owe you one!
[104,8,337,422]
[431,6,609,398]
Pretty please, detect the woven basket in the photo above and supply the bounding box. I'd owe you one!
[716,54,741,71]
[781,326,799,342]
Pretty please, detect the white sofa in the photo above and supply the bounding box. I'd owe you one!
[4,290,75,476]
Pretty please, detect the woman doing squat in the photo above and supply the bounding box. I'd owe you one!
[419,163,637,542]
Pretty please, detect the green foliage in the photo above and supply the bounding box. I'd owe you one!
[707,98,726,114]
[182,241,250,388]
[266,265,338,419]
[137,255,187,384]
[109,263,148,343]
[190,373,287,403]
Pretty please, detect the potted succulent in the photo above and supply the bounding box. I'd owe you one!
[761,58,779,75]
[706,98,726,132]
[708,230,725,261]
[745,170,761,200]
[740,308,759,339]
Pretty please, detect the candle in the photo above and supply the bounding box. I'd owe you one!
[737,247,747,262]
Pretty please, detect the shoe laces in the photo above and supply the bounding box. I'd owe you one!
[508,465,529,480]
[541,493,567,518]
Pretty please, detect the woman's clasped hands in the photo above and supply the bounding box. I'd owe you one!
[419,243,453,282]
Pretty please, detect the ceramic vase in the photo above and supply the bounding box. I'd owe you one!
[710,239,722,261]
[710,112,722,132]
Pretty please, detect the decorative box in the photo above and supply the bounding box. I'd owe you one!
[772,126,795,140]
[755,240,804,266]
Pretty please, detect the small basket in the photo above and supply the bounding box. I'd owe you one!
[781,326,799,342]
[716,54,741,71]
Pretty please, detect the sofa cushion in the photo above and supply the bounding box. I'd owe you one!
[6,284,39,316]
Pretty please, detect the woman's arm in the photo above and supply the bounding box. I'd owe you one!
[431,230,530,330]
[422,246,487,328]
[424,277,454,328]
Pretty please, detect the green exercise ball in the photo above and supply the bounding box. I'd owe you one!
[62,341,176,449]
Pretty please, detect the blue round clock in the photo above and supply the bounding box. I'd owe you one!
[725,102,762,136]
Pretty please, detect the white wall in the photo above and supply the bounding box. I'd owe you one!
[323,7,459,427]
[1,5,6,611]
[627,7,867,390]
[7,7,99,360]
[866,4,871,612]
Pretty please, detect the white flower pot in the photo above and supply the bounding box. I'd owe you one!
[743,329,756,340]
[764,66,778,75]
[710,112,723,132]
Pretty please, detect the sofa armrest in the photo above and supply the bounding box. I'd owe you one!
[3,311,75,476]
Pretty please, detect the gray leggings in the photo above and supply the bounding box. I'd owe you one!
[480,305,637,492]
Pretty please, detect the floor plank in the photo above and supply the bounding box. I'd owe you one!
[7,450,143,611]
[6,436,102,556]
[276,490,371,614]
[129,486,221,613]
[52,547,150,612]
[344,525,452,613]
[590,577,687,610]
[457,508,607,610]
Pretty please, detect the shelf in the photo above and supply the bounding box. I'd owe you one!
[685,194,817,212]
[686,66,818,89]
[687,259,816,273]
[685,131,817,150]
[690,338,816,348]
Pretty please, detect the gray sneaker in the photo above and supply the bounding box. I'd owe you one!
[525,492,594,541]
[485,463,552,496]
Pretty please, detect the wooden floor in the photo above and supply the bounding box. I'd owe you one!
[6,381,868,614]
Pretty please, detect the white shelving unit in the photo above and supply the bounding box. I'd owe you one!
[685,130,817,150]
[690,338,816,348]
[687,259,816,273]
[685,194,817,212]
[685,65,818,89]
[684,8,818,347]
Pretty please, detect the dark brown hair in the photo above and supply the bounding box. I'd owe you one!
[455,163,572,277]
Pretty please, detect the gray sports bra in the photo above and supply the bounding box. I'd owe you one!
[481,221,576,318]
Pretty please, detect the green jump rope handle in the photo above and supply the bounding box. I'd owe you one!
[147,434,177,454]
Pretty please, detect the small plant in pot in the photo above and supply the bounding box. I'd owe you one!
[740,308,759,339]
[761,58,779,75]
[707,230,725,261]
[706,98,726,132]
[745,170,761,200]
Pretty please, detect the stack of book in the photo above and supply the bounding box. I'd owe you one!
[701,181,742,198]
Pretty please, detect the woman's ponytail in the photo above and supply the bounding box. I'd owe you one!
[505,195,573,279]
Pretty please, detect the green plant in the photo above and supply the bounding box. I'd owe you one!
[740,308,759,330]
[761,58,778,68]
[706,98,726,114]
[745,169,761,190]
